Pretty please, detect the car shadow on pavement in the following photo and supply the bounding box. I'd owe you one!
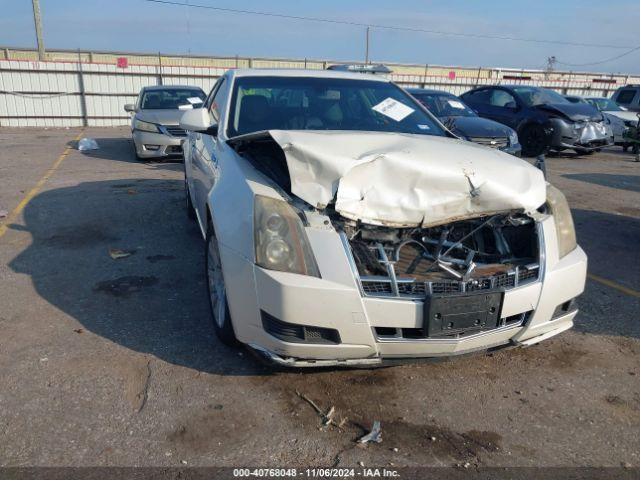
[68,137,185,169]
[572,208,640,339]
[7,182,638,378]
[8,178,271,376]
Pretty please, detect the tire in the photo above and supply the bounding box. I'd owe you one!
[519,124,548,158]
[205,224,238,346]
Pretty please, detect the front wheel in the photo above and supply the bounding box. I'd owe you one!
[205,225,238,346]
[519,124,548,157]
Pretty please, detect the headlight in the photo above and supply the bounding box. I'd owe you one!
[624,120,637,128]
[254,195,320,277]
[546,184,577,259]
[133,118,160,133]
[508,130,519,146]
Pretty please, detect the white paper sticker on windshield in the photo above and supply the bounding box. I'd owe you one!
[187,97,204,104]
[447,100,466,110]
[372,98,414,122]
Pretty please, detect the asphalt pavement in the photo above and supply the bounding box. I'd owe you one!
[0,127,638,470]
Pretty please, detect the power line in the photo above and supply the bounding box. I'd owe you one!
[556,45,640,67]
[143,0,635,50]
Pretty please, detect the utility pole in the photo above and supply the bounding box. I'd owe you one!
[31,0,45,60]
[544,56,556,80]
[365,26,370,64]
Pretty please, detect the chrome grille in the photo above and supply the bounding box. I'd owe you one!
[360,265,539,298]
[164,125,187,137]
[468,136,509,149]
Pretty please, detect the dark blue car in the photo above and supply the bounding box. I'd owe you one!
[407,88,521,156]
[461,85,610,156]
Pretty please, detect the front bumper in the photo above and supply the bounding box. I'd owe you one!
[547,118,611,151]
[222,217,587,367]
[132,129,184,158]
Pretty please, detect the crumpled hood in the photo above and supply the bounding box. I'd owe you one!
[268,130,546,227]
[440,115,514,139]
[136,109,184,125]
[536,103,602,122]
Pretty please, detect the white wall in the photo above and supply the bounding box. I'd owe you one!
[1,57,637,127]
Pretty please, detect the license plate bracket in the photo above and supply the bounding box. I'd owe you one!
[424,291,503,338]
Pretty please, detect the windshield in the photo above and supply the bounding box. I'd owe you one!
[140,88,205,110]
[586,98,623,111]
[512,87,569,107]
[411,93,476,118]
[228,76,446,137]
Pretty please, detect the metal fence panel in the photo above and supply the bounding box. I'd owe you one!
[1,47,639,127]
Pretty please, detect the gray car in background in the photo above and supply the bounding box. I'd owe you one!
[124,85,206,159]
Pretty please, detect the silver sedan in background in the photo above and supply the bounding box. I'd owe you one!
[124,85,206,159]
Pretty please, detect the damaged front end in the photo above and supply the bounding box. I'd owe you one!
[335,210,541,338]
[226,129,583,361]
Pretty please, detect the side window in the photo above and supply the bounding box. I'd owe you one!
[490,90,517,108]
[204,80,221,109]
[463,89,491,105]
[208,78,226,124]
[616,89,637,105]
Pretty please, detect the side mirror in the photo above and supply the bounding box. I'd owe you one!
[504,101,518,110]
[124,104,135,113]
[180,108,217,135]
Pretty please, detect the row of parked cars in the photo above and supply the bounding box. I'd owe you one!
[121,67,592,367]
[124,79,640,161]
[411,85,640,157]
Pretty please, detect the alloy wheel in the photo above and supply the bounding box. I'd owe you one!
[207,236,227,329]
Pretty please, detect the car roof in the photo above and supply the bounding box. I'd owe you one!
[467,85,547,92]
[141,85,204,92]
[228,68,389,83]
[406,88,457,96]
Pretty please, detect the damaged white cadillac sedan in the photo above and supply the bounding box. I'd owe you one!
[180,69,587,367]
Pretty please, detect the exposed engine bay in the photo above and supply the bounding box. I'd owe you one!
[334,211,540,298]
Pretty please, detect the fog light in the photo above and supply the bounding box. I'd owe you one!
[144,144,160,151]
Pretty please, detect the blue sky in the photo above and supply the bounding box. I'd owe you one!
[2,0,639,73]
